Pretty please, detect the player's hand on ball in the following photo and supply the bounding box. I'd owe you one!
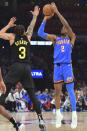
[51,2,58,14]
[0,80,6,94]
[44,14,54,21]
[8,17,16,27]
[30,6,40,16]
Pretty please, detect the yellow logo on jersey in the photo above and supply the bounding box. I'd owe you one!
[15,40,28,46]
[57,39,70,45]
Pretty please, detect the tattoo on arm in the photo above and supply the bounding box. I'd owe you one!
[27,15,37,37]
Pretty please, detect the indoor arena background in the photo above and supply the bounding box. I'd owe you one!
[0,0,87,113]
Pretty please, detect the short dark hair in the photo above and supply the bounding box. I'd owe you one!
[14,25,25,36]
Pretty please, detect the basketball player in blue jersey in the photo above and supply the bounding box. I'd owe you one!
[38,2,77,129]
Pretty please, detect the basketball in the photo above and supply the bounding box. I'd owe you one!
[43,4,54,16]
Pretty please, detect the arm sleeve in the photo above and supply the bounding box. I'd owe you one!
[38,21,48,39]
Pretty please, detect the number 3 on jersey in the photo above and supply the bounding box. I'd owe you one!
[61,46,65,52]
[19,47,26,59]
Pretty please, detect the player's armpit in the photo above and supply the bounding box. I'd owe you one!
[46,34,57,46]
[0,33,12,40]
[70,33,76,46]
[26,33,31,42]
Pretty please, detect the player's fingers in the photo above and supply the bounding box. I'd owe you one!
[51,2,55,5]
[51,2,56,8]
[51,2,53,6]
[2,90,5,94]
[51,13,54,17]
[10,18,13,21]
[34,5,39,9]
[30,11,33,14]
[12,17,16,22]
[10,17,16,23]
[0,88,4,94]
[13,16,16,18]
[13,17,16,21]
[47,15,53,19]
[3,86,6,94]
[10,17,15,20]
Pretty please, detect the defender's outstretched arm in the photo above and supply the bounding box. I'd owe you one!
[26,6,40,40]
[0,17,16,33]
[0,17,16,40]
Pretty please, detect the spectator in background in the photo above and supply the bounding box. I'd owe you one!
[36,91,43,108]
[22,91,33,111]
[14,88,27,111]
[5,89,17,112]
[36,90,52,111]
[84,88,87,110]
[41,90,51,111]
[63,96,71,112]
[76,90,85,111]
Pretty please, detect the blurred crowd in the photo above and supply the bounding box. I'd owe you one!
[1,81,87,113]
[2,82,55,112]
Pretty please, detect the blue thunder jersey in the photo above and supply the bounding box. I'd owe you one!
[54,37,72,64]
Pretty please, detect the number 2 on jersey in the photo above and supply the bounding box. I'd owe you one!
[19,47,26,59]
[61,46,65,52]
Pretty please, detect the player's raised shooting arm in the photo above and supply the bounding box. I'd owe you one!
[26,15,37,40]
[51,2,76,46]
[56,11,76,45]
[26,6,40,40]
[38,16,57,45]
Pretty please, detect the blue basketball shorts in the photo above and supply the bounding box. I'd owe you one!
[53,63,74,84]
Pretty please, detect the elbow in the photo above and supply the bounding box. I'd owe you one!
[38,28,47,39]
[38,29,42,37]
[65,23,70,29]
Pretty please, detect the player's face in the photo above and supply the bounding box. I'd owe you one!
[61,26,68,34]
